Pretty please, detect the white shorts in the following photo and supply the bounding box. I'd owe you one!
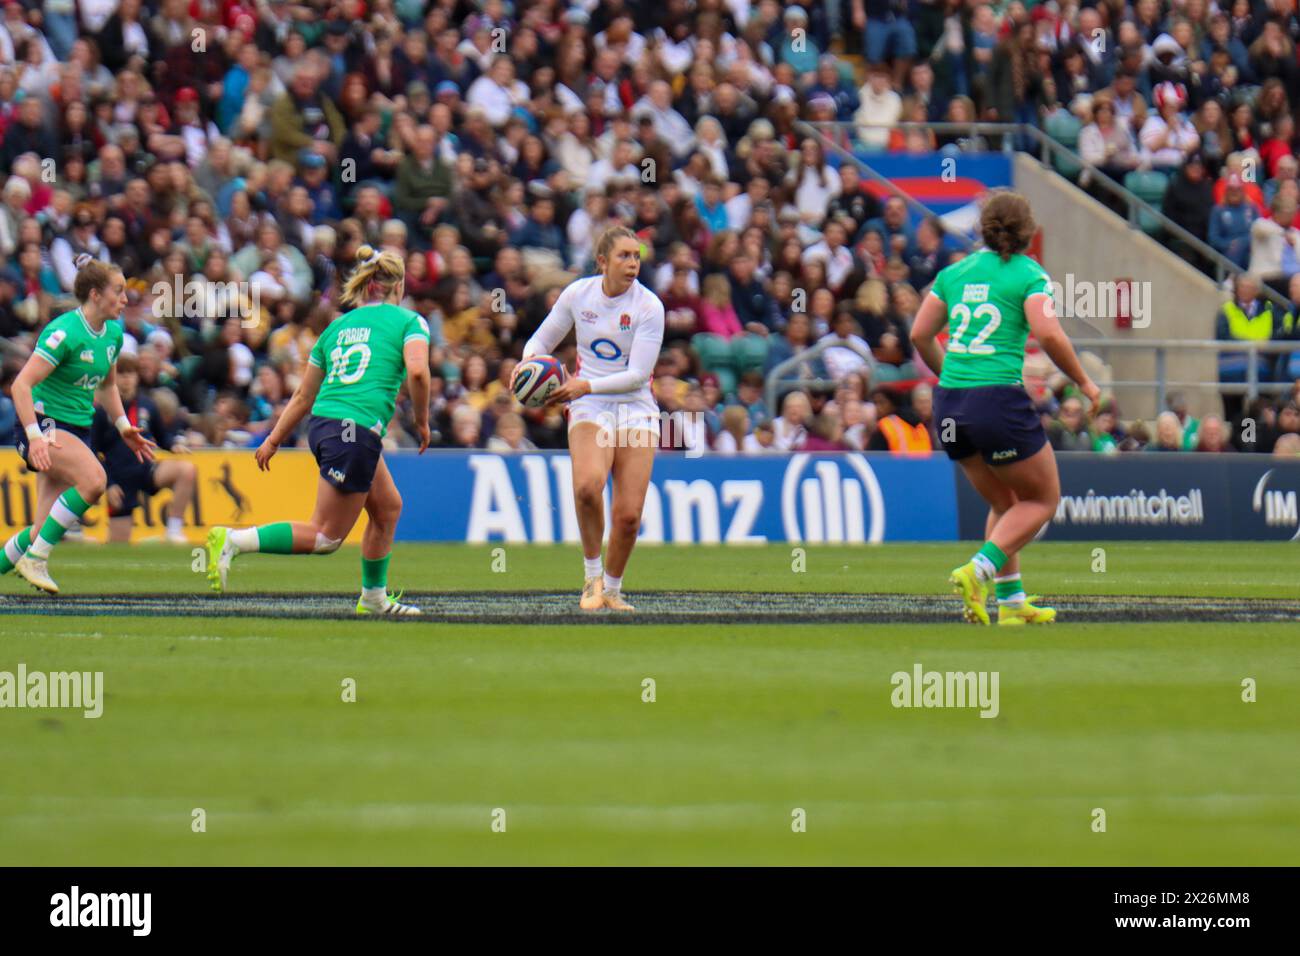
[567,394,662,438]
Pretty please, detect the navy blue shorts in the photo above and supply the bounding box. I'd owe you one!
[105,459,159,516]
[306,415,383,494]
[13,418,93,466]
[933,385,1047,466]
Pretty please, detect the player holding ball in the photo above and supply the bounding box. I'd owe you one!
[517,227,666,612]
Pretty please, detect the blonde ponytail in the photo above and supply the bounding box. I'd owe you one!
[340,244,406,307]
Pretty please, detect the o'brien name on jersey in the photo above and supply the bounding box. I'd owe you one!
[337,326,372,346]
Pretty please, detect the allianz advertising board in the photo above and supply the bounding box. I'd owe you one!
[387,451,959,544]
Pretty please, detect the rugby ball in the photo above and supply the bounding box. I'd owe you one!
[512,355,567,408]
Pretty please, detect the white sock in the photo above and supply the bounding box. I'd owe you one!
[361,586,387,605]
[29,497,81,559]
[229,527,260,552]
[584,556,603,579]
[971,553,997,581]
[603,573,622,593]
[167,516,184,535]
[4,533,25,565]
[995,573,1026,606]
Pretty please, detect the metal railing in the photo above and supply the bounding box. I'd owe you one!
[799,120,1292,314]
[1071,337,1299,410]
[765,335,878,414]
[763,335,1298,416]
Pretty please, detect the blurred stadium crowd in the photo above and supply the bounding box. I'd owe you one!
[0,0,1298,457]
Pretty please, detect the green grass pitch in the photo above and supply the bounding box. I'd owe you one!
[1,541,1297,865]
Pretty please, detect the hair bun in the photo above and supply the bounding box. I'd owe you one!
[356,244,379,264]
[74,253,93,270]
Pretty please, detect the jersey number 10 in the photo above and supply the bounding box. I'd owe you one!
[948,303,1001,355]
[326,343,372,385]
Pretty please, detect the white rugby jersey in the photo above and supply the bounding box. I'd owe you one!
[523,275,666,403]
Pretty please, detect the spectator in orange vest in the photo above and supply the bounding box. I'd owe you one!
[867,388,933,453]
[912,382,939,445]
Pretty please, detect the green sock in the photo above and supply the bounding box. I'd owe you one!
[28,488,91,559]
[255,522,296,554]
[0,526,32,574]
[362,553,391,590]
[968,540,1009,582]
[976,541,1008,571]
[995,574,1025,603]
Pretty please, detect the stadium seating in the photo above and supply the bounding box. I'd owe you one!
[0,1,1294,459]
[1124,171,1172,237]
[1044,112,1084,182]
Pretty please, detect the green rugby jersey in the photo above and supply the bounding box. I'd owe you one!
[929,250,1053,388]
[307,303,430,436]
[31,309,125,427]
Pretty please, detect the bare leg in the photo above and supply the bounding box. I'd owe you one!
[985,444,1061,559]
[961,456,1022,578]
[360,457,401,561]
[295,476,369,551]
[42,439,106,506]
[347,457,420,612]
[18,436,104,589]
[568,423,615,562]
[985,509,1021,576]
[212,476,368,596]
[32,472,69,538]
[235,478,366,553]
[30,430,103,532]
[605,432,655,578]
[155,459,197,522]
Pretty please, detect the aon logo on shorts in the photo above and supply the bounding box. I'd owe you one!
[991,449,1018,461]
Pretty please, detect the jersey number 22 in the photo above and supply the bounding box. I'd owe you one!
[948,303,1001,355]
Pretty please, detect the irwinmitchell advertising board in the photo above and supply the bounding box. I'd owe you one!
[955,452,1300,541]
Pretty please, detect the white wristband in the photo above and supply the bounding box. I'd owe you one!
[115,415,131,434]
[25,422,43,441]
